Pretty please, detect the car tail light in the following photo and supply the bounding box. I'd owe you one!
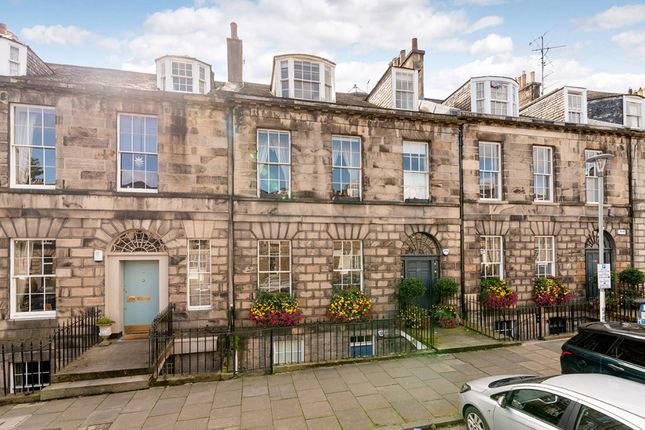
[561,351,573,357]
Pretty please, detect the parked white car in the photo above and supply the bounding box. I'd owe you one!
[458,373,645,430]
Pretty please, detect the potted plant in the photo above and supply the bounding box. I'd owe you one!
[398,278,425,307]
[249,291,303,327]
[327,287,373,322]
[97,316,115,345]
[533,277,571,306]
[398,304,431,329]
[434,277,459,304]
[431,303,460,328]
[480,277,517,309]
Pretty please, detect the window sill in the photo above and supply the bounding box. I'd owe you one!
[478,199,505,204]
[117,188,159,194]
[187,306,212,312]
[533,201,556,205]
[10,184,56,190]
[332,196,361,203]
[10,312,56,321]
[404,198,430,204]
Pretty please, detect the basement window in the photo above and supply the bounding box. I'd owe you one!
[11,361,50,393]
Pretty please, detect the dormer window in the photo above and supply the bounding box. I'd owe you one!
[271,55,335,103]
[395,69,416,110]
[624,97,644,129]
[470,77,519,117]
[9,46,19,75]
[155,56,211,95]
[564,87,587,124]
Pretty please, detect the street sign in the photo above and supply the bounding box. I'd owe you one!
[597,264,611,289]
[639,303,645,326]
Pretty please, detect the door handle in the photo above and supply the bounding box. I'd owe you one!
[607,363,624,372]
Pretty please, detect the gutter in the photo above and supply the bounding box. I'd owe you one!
[628,135,639,267]
[458,123,466,317]
[226,106,237,332]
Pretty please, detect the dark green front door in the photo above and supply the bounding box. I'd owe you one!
[585,249,613,299]
[403,257,440,308]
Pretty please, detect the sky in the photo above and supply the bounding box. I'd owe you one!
[3,0,645,99]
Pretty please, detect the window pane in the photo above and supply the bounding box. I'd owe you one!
[12,240,56,315]
[575,405,630,430]
[509,389,571,426]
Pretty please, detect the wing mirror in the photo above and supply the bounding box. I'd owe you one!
[496,394,508,408]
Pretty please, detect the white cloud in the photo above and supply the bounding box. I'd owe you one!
[467,15,504,33]
[21,24,91,45]
[469,33,513,56]
[612,30,645,58]
[577,4,645,31]
[454,0,506,5]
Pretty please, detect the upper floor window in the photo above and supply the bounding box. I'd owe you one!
[479,142,501,200]
[118,114,158,192]
[533,146,553,202]
[272,56,335,102]
[332,136,361,199]
[257,130,290,197]
[258,240,291,293]
[471,78,518,117]
[11,105,56,188]
[11,239,56,319]
[585,149,602,204]
[199,66,206,94]
[625,99,643,128]
[481,236,503,278]
[333,240,363,291]
[172,61,193,92]
[565,88,587,124]
[403,141,429,200]
[395,69,416,110]
[187,240,211,310]
[9,46,19,76]
[535,236,555,277]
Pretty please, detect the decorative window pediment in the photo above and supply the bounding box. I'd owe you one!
[111,230,167,253]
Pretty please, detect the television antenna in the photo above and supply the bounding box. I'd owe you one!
[530,33,565,95]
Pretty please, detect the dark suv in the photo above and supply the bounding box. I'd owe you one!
[561,321,645,384]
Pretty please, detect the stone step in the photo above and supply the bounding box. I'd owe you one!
[52,366,150,383]
[40,374,151,401]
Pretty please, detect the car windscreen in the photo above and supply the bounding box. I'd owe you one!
[488,376,549,388]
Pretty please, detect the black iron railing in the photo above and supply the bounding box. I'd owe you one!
[1,307,101,396]
[149,304,175,377]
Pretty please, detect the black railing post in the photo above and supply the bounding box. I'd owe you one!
[537,306,543,340]
[269,328,274,374]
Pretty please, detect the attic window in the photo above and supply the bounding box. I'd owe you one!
[9,46,19,76]
[293,61,320,100]
[273,56,335,102]
[567,92,582,123]
[625,100,642,128]
[199,66,206,94]
[395,70,416,110]
[172,61,193,92]
[471,78,519,117]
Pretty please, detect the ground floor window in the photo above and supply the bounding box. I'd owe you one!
[273,339,304,365]
[187,240,211,310]
[332,240,363,290]
[349,335,374,357]
[12,360,50,393]
[258,240,291,293]
[480,236,503,278]
[11,239,56,319]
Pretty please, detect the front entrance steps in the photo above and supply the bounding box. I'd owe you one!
[40,338,151,400]
[432,326,520,353]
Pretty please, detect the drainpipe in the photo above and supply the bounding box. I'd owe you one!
[458,123,466,318]
[628,135,634,267]
[226,105,237,333]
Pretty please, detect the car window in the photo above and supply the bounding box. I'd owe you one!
[575,404,632,430]
[614,339,645,367]
[508,389,571,428]
[568,332,592,347]
[571,333,617,354]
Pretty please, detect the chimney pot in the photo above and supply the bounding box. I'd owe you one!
[399,49,406,63]
[0,23,7,36]
[230,22,238,39]
[530,71,535,83]
[412,38,418,50]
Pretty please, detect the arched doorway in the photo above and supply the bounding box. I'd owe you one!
[585,231,615,299]
[401,233,441,308]
[106,229,169,334]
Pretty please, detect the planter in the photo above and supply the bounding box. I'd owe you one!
[98,324,113,345]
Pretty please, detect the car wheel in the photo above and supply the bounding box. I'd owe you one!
[464,406,489,430]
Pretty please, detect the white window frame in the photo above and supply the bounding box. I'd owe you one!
[257,240,292,294]
[479,142,502,201]
[10,239,57,320]
[471,78,519,116]
[349,334,375,357]
[117,113,158,193]
[481,236,503,279]
[392,68,418,111]
[10,104,57,190]
[276,58,335,102]
[10,360,51,394]
[585,149,602,204]
[563,88,587,124]
[624,96,644,129]
[332,240,363,291]
[198,66,206,94]
[256,129,291,198]
[273,339,304,365]
[9,45,20,76]
[187,239,211,311]
[535,236,555,277]
[331,135,362,199]
[533,146,553,202]
[171,61,193,93]
[403,141,429,200]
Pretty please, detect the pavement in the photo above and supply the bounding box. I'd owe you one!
[0,339,566,430]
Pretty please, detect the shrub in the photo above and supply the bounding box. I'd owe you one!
[618,268,645,287]
[249,291,303,327]
[434,278,459,300]
[327,288,373,322]
[432,303,460,328]
[480,277,517,309]
[398,278,425,306]
[398,304,431,329]
[97,316,114,325]
[533,277,571,306]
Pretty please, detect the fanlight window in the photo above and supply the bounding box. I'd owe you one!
[111,230,167,253]
[402,233,440,255]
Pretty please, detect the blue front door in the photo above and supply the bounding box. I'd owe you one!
[123,260,159,331]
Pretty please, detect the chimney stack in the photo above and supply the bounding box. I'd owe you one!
[411,38,418,50]
[530,71,535,83]
[0,23,8,36]
[518,70,542,107]
[227,22,243,83]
